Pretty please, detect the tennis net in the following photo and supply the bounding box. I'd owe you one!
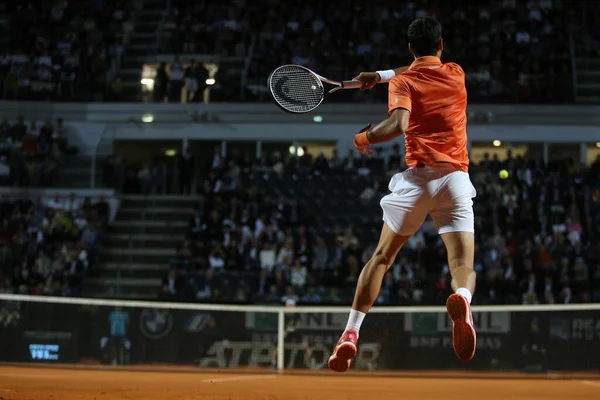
[0,294,598,373]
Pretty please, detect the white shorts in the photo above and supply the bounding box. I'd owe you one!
[380,166,476,236]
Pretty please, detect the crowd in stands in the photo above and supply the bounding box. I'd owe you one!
[0,0,135,101]
[0,0,598,103]
[0,116,74,187]
[165,0,599,104]
[159,146,600,306]
[0,193,109,296]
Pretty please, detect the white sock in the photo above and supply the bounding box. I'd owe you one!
[345,309,366,334]
[456,287,472,304]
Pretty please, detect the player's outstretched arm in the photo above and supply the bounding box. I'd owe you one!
[352,66,410,91]
[353,108,410,155]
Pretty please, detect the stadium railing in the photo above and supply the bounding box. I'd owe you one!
[0,294,598,374]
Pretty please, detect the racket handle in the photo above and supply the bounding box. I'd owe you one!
[328,80,363,94]
[341,80,364,90]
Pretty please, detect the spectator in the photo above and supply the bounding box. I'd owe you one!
[168,55,184,103]
[178,147,195,195]
[153,144,600,306]
[161,268,182,300]
[290,259,307,290]
[153,63,169,102]
[0,193,106,296]
[1,1,135,101]
[153,0,599,103]
[0,115,74,187]
[184,60,200,102]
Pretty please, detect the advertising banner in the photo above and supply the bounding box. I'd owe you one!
[0,300,598,372]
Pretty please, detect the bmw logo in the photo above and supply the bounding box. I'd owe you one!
[139,309,174,339]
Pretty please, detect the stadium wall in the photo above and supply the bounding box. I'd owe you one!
[3,102,598,156]
[69,123,598,158]
[2,102,600,126]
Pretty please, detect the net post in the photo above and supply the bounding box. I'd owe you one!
[277,309,285,372]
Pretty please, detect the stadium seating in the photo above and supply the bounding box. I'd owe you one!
[0,192,109,296]
[0,116,83,188]
[163,0,600,104]
[0,0,136,101]
[98,149,600,306]
[3,1,595,103]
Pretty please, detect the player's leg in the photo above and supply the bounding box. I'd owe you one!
[328,223,409,373]
[440,231,476,362]
[430,170,477,362]
[328,175,429,373]
[110,336,121,365]
[441,231,476,295]
[352,224,409,313]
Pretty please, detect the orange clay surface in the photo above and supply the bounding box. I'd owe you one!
[0,365,599,400]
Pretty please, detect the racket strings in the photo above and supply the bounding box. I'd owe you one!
[269,66,324,113]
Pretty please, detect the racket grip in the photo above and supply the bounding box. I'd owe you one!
[328,80,363,94]
[341,80,363,90]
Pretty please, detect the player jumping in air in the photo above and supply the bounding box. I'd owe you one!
[328,16,477,372]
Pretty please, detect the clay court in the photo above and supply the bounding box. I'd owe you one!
[0,366,599,400]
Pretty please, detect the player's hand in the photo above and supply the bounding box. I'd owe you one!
[354,123,373,156]
[355,146,373,156]
[352,72,381,91]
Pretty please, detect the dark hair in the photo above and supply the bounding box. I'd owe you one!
[407,17,442,57]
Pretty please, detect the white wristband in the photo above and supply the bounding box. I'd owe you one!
[376,69,395,82]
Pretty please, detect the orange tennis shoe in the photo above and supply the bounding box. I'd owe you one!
[446,293,477,362]
[328,330,358,372]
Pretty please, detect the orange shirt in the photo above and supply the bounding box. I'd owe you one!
[388,56,469,172]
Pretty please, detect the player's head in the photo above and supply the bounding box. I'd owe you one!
[407,16,443,58]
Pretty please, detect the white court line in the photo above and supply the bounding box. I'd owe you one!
[202,375,277,384]
[582,380,600,388]
[0,373,56,379]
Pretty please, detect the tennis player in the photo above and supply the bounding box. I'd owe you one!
[328,16,477,372]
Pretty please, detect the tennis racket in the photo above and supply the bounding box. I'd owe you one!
[267,64,363,114]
